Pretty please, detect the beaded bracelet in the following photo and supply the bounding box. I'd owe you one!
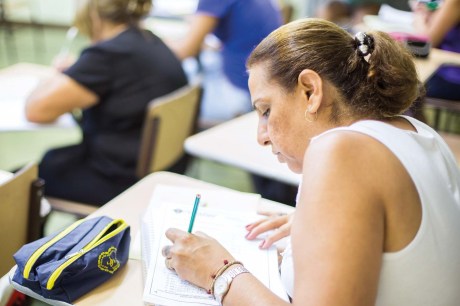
[207,260,243,295]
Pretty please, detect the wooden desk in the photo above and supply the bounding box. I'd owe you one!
[357,16,460,82]
[0,169,12,184]
[74,171,294,305]
[185,112,301,185]
[185,111,460,187]
[414,48,460,83]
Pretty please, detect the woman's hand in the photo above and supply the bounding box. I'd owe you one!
[163,228,235,289]
[410,1,434,34]
[245,212,294,249]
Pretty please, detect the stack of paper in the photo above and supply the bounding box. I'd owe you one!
[141,184,288,306]
[362,4,415,34]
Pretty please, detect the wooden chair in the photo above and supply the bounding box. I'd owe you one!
[0,162,44,276]
[279,2,294,24]
[137,82,202,178]
[0,0,45,64]
[46,196,97,218]
[47,82,202,217]
[423,97,460,132]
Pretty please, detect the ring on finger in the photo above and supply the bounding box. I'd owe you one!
[165,258,174,270]
[162,245,171,258]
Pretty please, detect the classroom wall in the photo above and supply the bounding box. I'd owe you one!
[280,0,325,20]
[5,0,75,26]
[5,0,313,26]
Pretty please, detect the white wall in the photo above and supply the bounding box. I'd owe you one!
[5,0,75,26]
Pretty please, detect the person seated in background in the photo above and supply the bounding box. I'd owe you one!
[25,0,188,206]
[168,0,282,127]
[316,0,353,26]
[412,0,460,101]
[161,19,460,305]
[168,0,297,205]
[317,0,410,26]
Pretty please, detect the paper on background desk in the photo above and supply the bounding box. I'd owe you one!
[0,76,39,101]
[151,0,197,17]
[141,184,288,306]
[0,170,13,185]
[363,4,415,33]
[0,76,75,131]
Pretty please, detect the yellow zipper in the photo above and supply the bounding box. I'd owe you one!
[46,219,128,290]
[23,219,85,279]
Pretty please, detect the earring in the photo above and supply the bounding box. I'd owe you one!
[304,106,318,123]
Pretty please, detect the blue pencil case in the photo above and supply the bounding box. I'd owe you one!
[9,216,130,305]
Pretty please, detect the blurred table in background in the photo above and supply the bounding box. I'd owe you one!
[185,112,302,185]
[0,63,80,170]
[414,48,460,83]
[150,0,197,18]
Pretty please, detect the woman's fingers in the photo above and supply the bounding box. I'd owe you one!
[246,211,289,231]
[165,227,188,242]
[245,217,268,231]
[162,245,172,258]
[165,257,175,270]
[194,231,211,238]
[259,222,291,249]
[246,215,289,240]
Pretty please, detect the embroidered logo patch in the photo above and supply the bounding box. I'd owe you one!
[98,246,120,274]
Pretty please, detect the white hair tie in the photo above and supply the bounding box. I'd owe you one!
[354,32,374,63]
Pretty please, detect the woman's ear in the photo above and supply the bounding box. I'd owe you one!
[297,69,323,114]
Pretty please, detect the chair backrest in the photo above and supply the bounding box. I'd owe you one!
[136,82,202,178]
[423,97,460,131]
[279,1,294,24]
[46,196,97,218]
[0,162,42,276]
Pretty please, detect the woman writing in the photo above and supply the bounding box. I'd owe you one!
[412,0,460,100]
[26,0,188,205]
[161,19,460,305]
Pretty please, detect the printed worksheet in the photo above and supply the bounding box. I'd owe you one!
[142,185,288,306]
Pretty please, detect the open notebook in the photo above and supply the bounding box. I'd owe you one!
[141,184,289,306]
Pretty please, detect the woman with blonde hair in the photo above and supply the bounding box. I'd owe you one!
[161,19,460,305]
[26,0,187,205]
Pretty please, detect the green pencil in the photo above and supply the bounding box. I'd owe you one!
[187,194,201,233]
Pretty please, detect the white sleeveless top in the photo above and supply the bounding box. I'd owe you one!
[280,116,460,305]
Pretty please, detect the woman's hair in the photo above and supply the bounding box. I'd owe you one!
[247,18,421,120]
[74,0,152,38]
